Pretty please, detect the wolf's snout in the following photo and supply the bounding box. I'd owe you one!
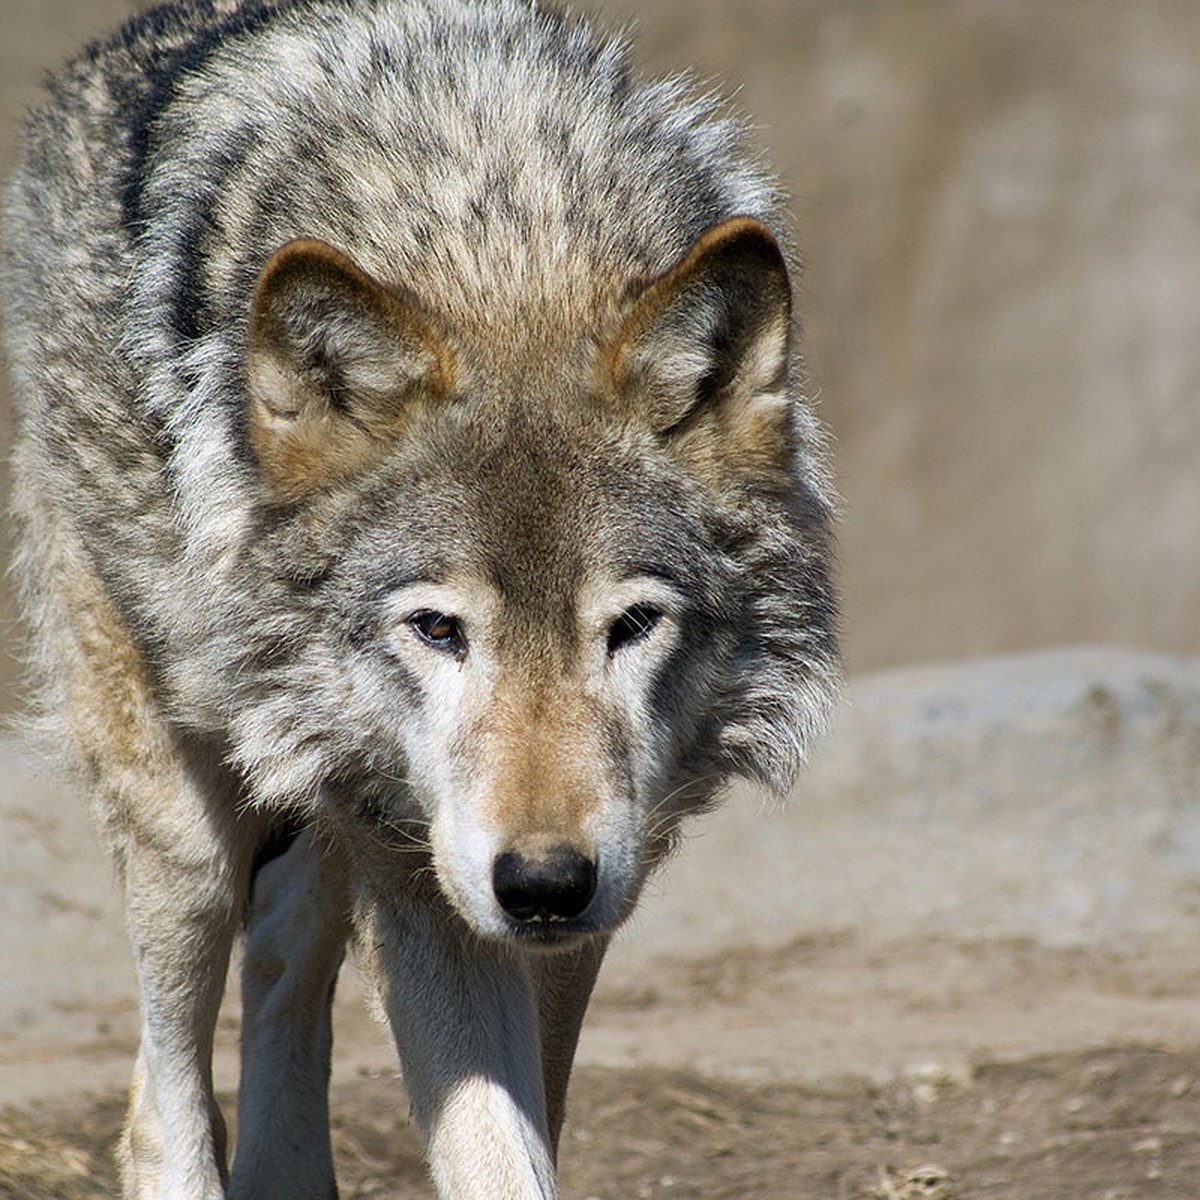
[492,845,597,923]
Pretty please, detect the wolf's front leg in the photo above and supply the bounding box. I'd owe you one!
[356,893,558,1200]
[229,827,350,1200]
[112,760,256,1200]
[530,939,608,1158]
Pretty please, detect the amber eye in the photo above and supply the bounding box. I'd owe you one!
[409,610,466,657]
[607,604,663,656]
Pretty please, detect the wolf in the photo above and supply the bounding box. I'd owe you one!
[2,0,838,1196]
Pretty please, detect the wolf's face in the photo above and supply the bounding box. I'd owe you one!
[367,456,709,938]
[262,401,745,945]
[390,564,680,941]
[233,221,837,943]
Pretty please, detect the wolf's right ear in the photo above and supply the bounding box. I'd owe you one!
[246,239,457,500]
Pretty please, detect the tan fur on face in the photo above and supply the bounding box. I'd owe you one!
[478,669,603,851]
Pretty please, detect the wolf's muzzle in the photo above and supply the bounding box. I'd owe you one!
[491,845,597,924]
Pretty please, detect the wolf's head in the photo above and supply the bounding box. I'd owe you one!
[229,219,837,944]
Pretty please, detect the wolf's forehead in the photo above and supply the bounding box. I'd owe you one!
[362,414,692,590]
[461,435,650,582]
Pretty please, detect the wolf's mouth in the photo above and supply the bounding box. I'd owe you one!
[498,913,607,950]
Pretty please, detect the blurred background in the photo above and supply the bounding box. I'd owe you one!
[2,0,1197,703]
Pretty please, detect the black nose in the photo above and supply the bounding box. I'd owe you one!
[492,845,597,923]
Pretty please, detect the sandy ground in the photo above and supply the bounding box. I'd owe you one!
[7,891,1200,1199]
[6,988,1200,1200]
[4,650,1199,1198]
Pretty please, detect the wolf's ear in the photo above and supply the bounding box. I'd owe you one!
[246,239,457,500]
[601,217,794,486]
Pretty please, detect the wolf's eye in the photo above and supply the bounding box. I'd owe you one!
[607,604,663,656]
[409,610,466,657]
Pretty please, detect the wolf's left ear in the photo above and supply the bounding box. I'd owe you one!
[600,217,793,484]
[246,239,457,500]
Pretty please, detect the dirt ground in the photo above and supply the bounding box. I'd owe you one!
[5,935,1200,1199]
[7,1046,1200,1200]
[7,940,1200,1195]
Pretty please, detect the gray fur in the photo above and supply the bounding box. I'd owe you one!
[3,2,838,1196]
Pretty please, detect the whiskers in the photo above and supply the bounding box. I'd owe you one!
[371,813,433,854]
[336,770,439,876]
[641,774,722,860]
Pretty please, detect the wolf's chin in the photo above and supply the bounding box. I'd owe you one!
[448,897,611,950]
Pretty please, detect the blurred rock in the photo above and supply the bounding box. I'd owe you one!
[7,649,1198,1007]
